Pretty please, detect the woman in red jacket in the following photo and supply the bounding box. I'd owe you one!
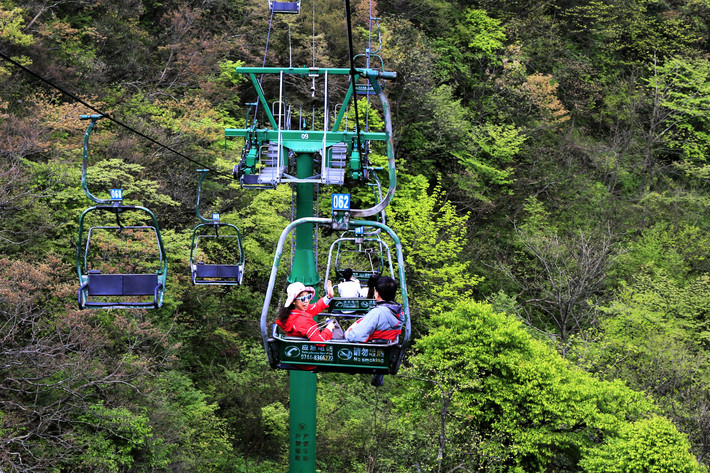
[276,281,337,341]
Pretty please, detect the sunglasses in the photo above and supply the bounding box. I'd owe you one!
[296,294,312,303]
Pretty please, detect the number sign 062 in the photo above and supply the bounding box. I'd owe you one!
[332,193,351,211]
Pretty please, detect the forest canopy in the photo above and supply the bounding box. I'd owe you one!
[2,0,710,471]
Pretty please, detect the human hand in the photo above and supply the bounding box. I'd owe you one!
[326,319,336,330]
[326,280,334,298]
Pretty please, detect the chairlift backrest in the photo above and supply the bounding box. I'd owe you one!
[270,0,300,14]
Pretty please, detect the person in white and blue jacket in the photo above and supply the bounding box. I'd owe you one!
[344,276,403,343]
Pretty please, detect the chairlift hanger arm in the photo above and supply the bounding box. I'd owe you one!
[350,76,395,218]
[195,169,223,224]
[80,114,113,205]
[345,0,363,157]
[369,17,383,55]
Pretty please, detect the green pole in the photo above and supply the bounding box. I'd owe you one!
[288,152,319,473]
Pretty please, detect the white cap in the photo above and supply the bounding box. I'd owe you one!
[284,282,315,307]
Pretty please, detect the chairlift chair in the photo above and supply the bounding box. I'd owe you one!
[189,169,245,285]
[261,217,410,374]
[326,226,394,312]
[76,114,168,309]
[329,229,392,284]
[269,0,300,14]
[190,223,245,285]
[77,203,168,309]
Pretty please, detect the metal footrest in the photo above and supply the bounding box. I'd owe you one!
[261,141,284,185]
[324,143,347,185]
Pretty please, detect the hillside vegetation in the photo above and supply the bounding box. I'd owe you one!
[2,0,710,471]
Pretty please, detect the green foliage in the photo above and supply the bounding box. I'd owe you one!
[647,56,710,164]
[317,373,411,472]
[398,83,473,177]
[432,8,505,90]
[218,59,247,87]
[456,9,506,63]
[39,16,101,74]
[0,157,68,256]
[215,343,289,462]
[580,416,706,473]
[453,122,526,204]
[388,174,480,323]
[596,270,710,352]
[573,270,710,462]
[0,5,33,46]
[340,97,385,133]
[261,402,289,445]
[399,300,664,472]
[565,0,699,70]
[86,158,180,208]
[146,370,237,472]
[498,204,618,351]
[77,402,153,471]
[615,222,710,284]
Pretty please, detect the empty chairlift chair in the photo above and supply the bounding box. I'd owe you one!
[189,169,245,286]
[77,203,168,309]
[190,220,244,286]
[76,114,167,310]
[323,143,348,185]
[259,141,286,186]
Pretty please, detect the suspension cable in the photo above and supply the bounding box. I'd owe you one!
[365,0,373,132]
[312,0,316,68]
[0,50,229,177]
[311,0,316,98]
[253,8,277,127]
[344,0,363,153]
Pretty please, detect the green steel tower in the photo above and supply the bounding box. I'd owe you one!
[226,65,399,472]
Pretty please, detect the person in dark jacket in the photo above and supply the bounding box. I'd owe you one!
[344,276,403,343]
[344,276,403,387]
